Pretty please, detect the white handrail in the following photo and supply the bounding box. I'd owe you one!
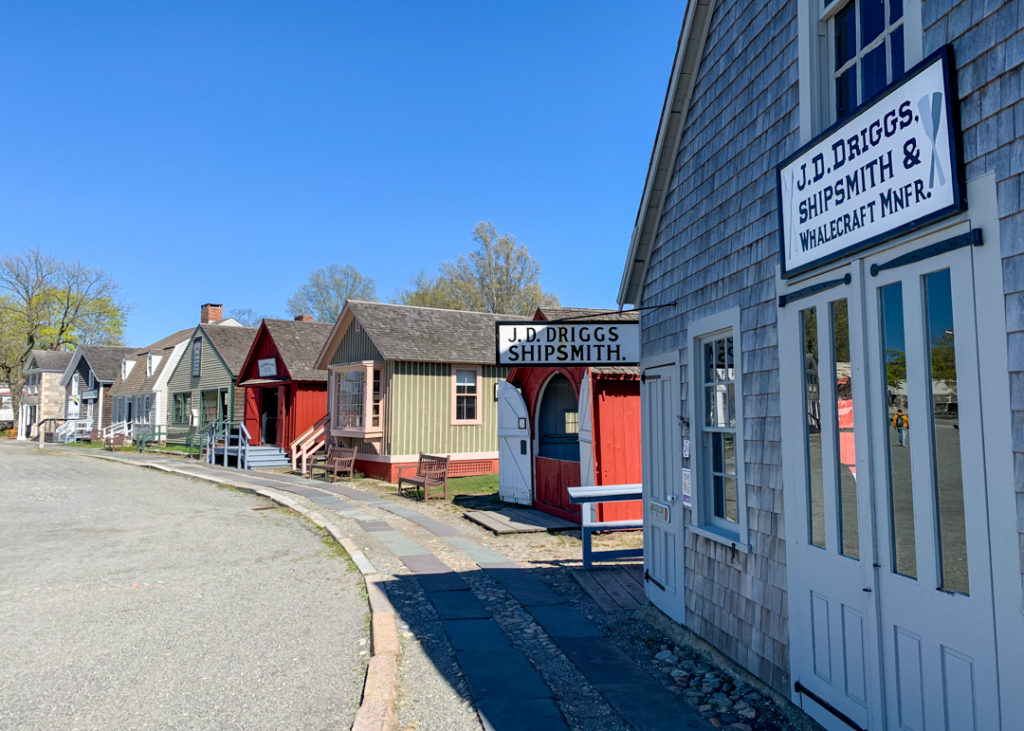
[290,414,329,473]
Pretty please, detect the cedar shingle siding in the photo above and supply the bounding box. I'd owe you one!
[639,0,798,692]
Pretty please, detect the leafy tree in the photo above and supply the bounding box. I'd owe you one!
[0,248,127,426]
[396,221,559,316]
[394,271,463,310]
[287,264,377,323]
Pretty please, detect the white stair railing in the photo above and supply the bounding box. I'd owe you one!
[290,414,329,474]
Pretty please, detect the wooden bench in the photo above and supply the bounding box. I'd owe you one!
[104,433,125,451]
[310,445,357,482]
[397,454,450,501]
[568,483,643,569]
[89,429,102,443]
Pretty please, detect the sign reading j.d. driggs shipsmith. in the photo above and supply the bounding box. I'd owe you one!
[777,46,963,277]
[496,321,640,366]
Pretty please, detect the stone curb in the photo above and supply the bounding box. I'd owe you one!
[104,457,402,731]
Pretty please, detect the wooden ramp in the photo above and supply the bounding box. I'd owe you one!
[572,564,646,612]
[464,507,577,535]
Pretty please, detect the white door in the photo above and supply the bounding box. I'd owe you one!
[497,381,532,505]
[779,262,882,730]
[641,357,686,623]
[780,232,999,730]
[577,372,595,487]
[864,242,998,731]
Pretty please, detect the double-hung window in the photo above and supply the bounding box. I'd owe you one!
[452,366,482,425]
[330,362,384,437]
[689,309,749,548]
[800,0,919,134]
[173,393,192,424]
[830,0,905,120]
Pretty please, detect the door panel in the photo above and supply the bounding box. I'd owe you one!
[780,263,880,730]
[641,359,685,623]
[782,233,999,730]
[497,381,532,505]
[864,243,997,731]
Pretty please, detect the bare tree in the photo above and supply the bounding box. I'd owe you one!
[287,264,377,323]
[227,308,265,328]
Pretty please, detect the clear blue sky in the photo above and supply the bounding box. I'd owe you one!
[0,2,684,346]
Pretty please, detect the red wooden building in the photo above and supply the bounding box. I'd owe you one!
[499,308,642,524]
[237,316,333,452]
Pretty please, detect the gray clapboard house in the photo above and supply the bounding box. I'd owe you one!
[59,344,137,435]
[618,1,1024,729]
[165,320,258,442]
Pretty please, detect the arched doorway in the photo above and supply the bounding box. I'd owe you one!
[533,373,581,519]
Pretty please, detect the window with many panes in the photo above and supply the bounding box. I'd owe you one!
[452,366,481,425]
[689,310,748,547]
[330,362,384,436]
[173,393,192,424]
[830,0,905,120]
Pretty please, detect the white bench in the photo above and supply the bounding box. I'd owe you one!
[567,483,643,569]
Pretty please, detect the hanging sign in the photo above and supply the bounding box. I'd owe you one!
[777,46,963,277]
[257,358,277,377]
[496,321,640,366]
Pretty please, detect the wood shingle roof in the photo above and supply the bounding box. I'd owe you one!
[347,301,528,364]
[259,319,335,382]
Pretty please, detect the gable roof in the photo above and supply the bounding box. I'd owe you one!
[110,327,194,396]
[24,350,73,373]
[240,319,335,383]
[316,301,529,368]
[536,307,640,323]
[617,0,717,306]
[61,344,138,386]
[199,322,259,375]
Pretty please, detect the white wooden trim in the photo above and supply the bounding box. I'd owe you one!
[686,307,748,548]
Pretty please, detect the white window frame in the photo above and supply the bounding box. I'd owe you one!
[688,308,750,550]
[451,365,482,426]
[328,361,384,438]
[797,0,922,141]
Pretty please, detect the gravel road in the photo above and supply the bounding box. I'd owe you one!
[0,446,367,730]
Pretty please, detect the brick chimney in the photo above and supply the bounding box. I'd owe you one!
[201,303,223,323]
[294,314,314,323]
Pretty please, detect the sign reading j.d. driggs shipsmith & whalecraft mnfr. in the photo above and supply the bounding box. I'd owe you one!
[777,46,964,277]
[496,321,640,366]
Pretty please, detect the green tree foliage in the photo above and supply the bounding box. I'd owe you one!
[287,264,378,323]
[396,221,559,316]
[0,248,127,421]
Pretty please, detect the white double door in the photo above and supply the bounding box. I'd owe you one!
[780,235,998,730]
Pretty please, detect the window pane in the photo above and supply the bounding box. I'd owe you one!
[860,0,885,46]
[836,67,857,120]
[832,299,859,559]
[713,474,725,519]
[835,3,857,69]
[802,308,826,549]
[337,370,366,428]
[924,269,968,594]
[724,434,736,476]
[889,0,903,22]
[861,43,887,102]
[724,478,738,523]
[725,336,735,377]
[890,24,904,78]
[704,341,715,383]
[726,384,736,427]
[705,386,716,427]
[712,432,723,473]
[881,283,916,577]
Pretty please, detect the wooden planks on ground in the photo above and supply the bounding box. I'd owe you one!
[464,507,577,535]
[571,564,646,612]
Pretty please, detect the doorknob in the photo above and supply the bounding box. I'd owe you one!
[667,494,678,503]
